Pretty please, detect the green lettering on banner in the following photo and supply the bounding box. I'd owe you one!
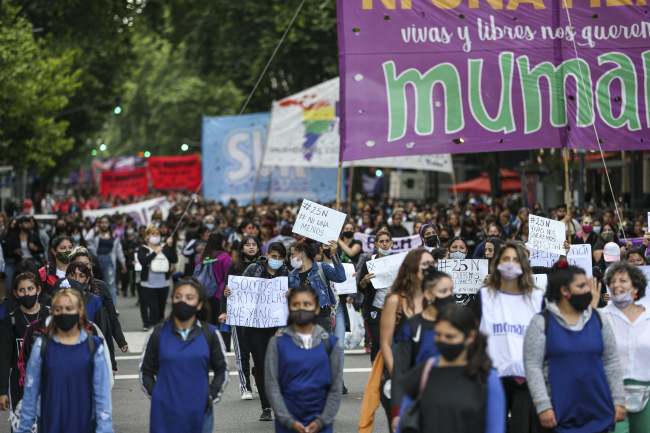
[517,56,594,133]
[468,52,516,133]
[596,52,641,130]
[383,60,464,141]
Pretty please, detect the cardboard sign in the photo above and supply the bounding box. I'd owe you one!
[526,215,566,256]
[100,167,149,198]
[353,233,422,254]
[437,259,488,295]
[533,274,548,292]
[293,199,347,244]
[567,244,593,278]
[332,263,357,295]
[225,276,289,328]
[148,155,201,191]
[366,252,408,290]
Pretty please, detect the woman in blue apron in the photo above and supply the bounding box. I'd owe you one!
[140,278,229,433]
[265,284,342,433]
[524,261,627,433]
[15,288,113,433]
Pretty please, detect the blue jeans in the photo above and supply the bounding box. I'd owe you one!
[334,302,346,369]
[98,254,117,307]
[202,407,213,433]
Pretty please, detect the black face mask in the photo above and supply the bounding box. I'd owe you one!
[173,301,197,321]
[54,313,79,332]
[322,249,331,259]
[435,340,466,362]
[438,236,449,244]
[342,231,354,239]
[567,291,592,312]
[424,235,438,247]
[18,293,38,310]
[433,295,455,310]
[243,253,257,261]
[290,309,317,327]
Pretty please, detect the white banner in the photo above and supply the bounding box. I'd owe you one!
[354,233,422,254]
[293,200,347,244]
[332,263,357,295]
[263,77,453,172]
[82,197,172,227]
[225,276,289,328]
[366,252,408,289]
[526,215,566,256]
[529,245,592,277]
[437,259,488,295]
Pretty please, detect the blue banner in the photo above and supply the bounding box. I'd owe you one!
[202,113,341,205]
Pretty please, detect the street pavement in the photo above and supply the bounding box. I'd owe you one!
[1,293,389,432]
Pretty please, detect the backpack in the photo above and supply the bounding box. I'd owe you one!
[397,357,436,433]
[145,246,170,274]
[193,257,222,298]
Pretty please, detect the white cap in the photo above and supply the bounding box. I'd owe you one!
[603,242,621,262]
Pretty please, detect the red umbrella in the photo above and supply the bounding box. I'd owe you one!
[449,172,522,195]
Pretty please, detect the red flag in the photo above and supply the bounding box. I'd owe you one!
[147,155,201,191]
[100,167,149,198]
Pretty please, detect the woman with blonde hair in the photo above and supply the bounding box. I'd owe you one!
[15,288,113,433]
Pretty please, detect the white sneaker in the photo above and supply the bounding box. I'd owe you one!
[253,383,259,394]
[240,391,253,400]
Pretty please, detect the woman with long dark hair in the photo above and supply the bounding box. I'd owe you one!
[197,232,231,326]
[38,235,74,296]
[140,278,229,433]
[460,219,478,256]
[594,221,627,264]
[337,222,362,266]
[419,223,439,252]
[397,305,506,433]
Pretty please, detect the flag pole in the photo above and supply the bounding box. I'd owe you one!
[450,166,459,211]
[564,148,572,244]
[347,165,354,215]
[336,162,343,211]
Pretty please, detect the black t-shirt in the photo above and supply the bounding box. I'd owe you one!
[391,225,411,238]
[341,239,363,266]
[299,270,310,286]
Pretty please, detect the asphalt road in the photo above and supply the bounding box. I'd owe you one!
[1,294,389,432]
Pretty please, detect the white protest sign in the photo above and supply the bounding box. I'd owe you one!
[437,259,488,295]
[82,197,172,227]
[293,199,347,244]
[529,248,560,268]
[637,266,650,308]
[353,233,422,254]
[332,263,357,295]
[526,215,566,256]
[226,276,289,328]
[567,244,593,277]
[366,252,408,289]
[533,274,548,292]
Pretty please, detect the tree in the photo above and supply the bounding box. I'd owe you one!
[0,16,81,172]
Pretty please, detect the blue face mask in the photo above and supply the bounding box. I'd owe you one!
[205,224,215,230]
[154,222,161,228]
[378,247,391,255]
[268,258,284,270]
[593,226,601,235]
[72,234,81,242]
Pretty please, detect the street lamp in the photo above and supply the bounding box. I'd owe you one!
[100,143,107,151]
[181,144,189,151]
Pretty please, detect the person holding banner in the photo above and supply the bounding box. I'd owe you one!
[140,278,229,433]
[337,223,362,266]
[594,222,629,264]
[601,261,650,433]
[472,242,546,433]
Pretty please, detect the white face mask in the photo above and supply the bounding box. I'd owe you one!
[149,236,161,245]
[290,255,303,270]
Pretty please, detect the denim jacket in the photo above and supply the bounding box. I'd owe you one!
[288,256,346,308]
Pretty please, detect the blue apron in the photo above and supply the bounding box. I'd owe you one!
[150,322,210,433]
[546,312,615,433]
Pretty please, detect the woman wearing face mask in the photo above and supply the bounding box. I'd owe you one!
[594,222,627,264]
[138,225,178,331]
[219,235,260,400]
[571,215,599,251]
[437,227,453,249]
[15,289,114,433]
[472,242,546,433]
[70,225,88,250]
[397,305,506,433]
[460,220,478,257]
[448,237,468,260]
[121,222,140,298]
[38,235,74,296]
[337,223,362,266]
[140,279,229,433]
[183,226,211,277]
[419,223,439,252]
[600,261,650,433]
[195,232,231,327]
[265,284,342,433]
[224,241,290,421]
[358,229,394,362]
[0,272,49,416]
[524,262,626,432]
[84,215,127,309]
[390,269,455,429]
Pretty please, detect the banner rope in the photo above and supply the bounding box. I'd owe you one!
[168,0,307,239]
[561,1,627,242]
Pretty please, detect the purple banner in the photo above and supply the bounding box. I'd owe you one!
[337,0,650,161]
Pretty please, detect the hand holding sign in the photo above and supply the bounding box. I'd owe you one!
[526,215,566,256]
[293,200,347,244]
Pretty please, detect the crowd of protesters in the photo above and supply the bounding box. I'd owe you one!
[0,190,648,433]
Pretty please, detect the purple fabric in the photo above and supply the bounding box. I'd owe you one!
[337,1,650,161]
[196,252,232,299]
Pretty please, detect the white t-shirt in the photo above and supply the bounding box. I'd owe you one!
[296,332,312,347]
[56,268,67,279]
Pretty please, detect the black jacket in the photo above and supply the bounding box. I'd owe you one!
[242,257,290,279]
[82,290,115,370]
[138,244,178,283]
[6,230,45,261]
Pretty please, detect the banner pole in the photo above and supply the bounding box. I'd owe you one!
[347,165,354,215]
[336,162,342,212]
[564,148,572,244]
[450,166,459,211]
[251,107,274,206]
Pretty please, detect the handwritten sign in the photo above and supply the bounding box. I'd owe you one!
[366,252,408,290]
[526,215,566,256]
[354,233,422,254]
[567,244,593,278]
[529,248,560,268]
[637,266,650,309]
[437,259,488,295]
[293,199,347,244]
[332,263,357,295]
[226,276,289,328]
[533,274,548,292]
